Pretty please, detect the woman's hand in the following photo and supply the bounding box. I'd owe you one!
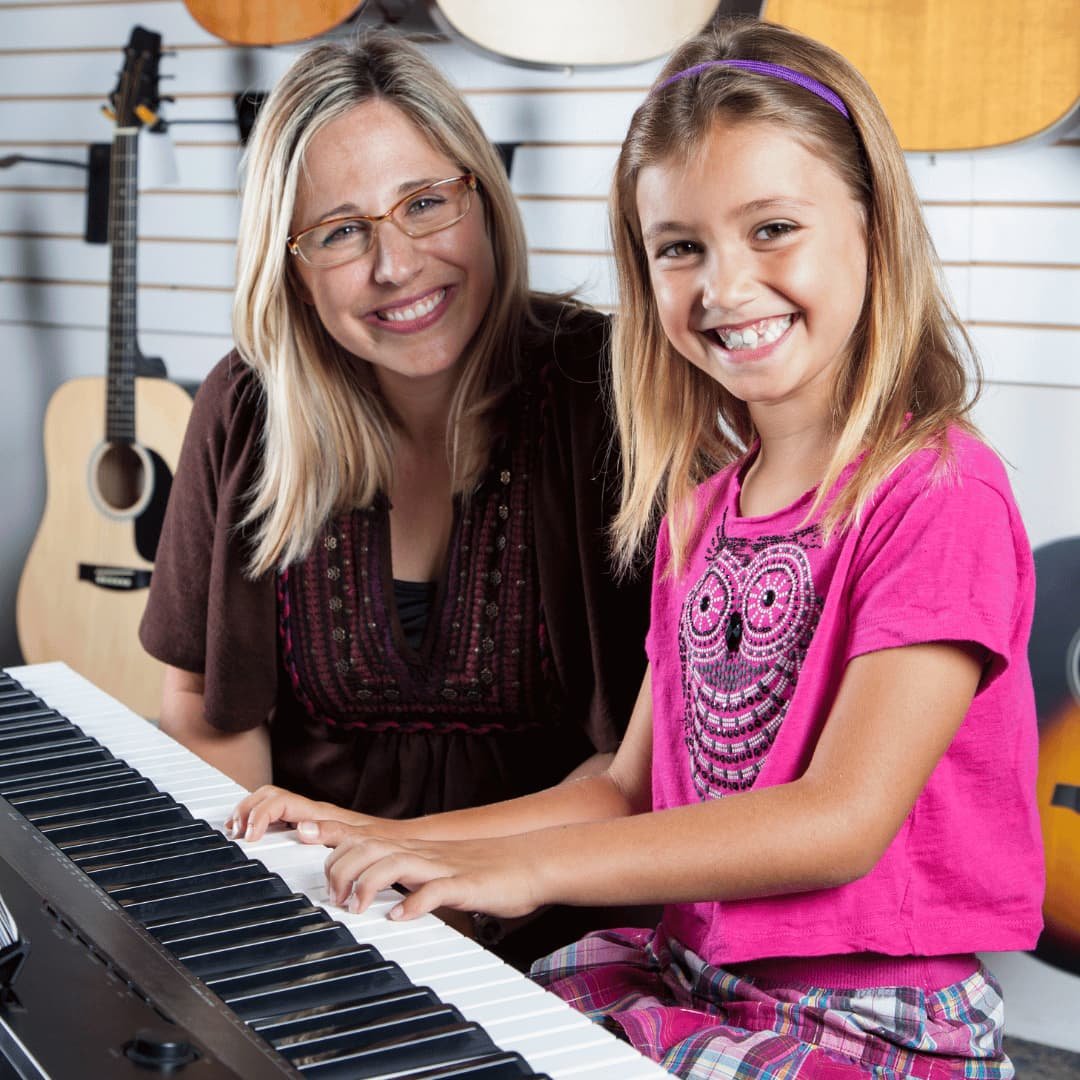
[302,820,549,922]
[225,785,372,842]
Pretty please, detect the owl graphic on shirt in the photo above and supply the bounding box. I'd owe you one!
[679,519,823,800]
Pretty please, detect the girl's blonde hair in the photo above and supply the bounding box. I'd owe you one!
[610,18,981,576]
[234,32,530,576]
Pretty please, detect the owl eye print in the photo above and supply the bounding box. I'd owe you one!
[680,534,821,800]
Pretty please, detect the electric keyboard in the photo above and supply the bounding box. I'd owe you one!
[0,662,669,1080]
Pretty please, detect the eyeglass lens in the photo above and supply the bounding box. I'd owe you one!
[297,178,472,266]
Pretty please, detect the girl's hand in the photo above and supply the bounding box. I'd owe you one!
[303,819,548,922]
[225,785,370,842]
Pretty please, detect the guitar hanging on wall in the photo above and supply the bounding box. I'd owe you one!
[759,0,1080,151]
[16,26,194,720]
[1030,536,1080,976]
[183,0,368,45]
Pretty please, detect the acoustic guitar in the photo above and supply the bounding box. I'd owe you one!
[1030,537,1080,976]
[16,27,194,720]
[760,0,1080,150]
[183,0,368,46]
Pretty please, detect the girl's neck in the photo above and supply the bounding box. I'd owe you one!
[739,418,837,518]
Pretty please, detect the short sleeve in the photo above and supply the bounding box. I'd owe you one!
[139,354,278,732]
[846,457,1025,680]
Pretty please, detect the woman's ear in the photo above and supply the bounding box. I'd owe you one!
[287,261,314,306]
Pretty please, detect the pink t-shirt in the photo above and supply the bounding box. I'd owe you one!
[646,429,1044,969]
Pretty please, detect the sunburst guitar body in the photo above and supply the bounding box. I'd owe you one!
[17,376,192,718]
[1030,536,1080,975]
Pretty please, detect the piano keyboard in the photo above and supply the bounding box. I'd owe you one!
[1,662,669,1080]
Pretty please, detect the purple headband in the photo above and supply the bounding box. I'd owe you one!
[654,59,850,120]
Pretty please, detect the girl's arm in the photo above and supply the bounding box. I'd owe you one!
[318,640,981,920]
[159,665,272,792]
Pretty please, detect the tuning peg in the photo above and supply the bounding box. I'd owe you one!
[135,104,159,126]
[101,104,116,121]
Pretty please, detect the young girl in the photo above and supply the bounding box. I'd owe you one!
[229,19,1044,1077]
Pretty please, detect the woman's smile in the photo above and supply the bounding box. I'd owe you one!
[367,285,453,332]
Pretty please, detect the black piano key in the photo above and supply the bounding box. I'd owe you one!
[87,842,249,887]
[0,745,113,783]
[0,719,73,746]
[76,834,233,875]
[59,820,215,858]
[122,873,294,923]
[40,804,193,844]
[251,987,442,1040]
[0,702,61,722]
[147,895,314,941]
[293,1021,497,1079]
[158,904,331,950]
[404,1055,548,1079]
[222,959,412,1021]
[0,760,137,800]
[8,776,156,814]
[0,733,98,763]
[0,687,36,704]
[109,862,268,904]
[179,924,358,979]
[207,944,382,997]
[274,1003,463,1060]
[23,790,172,826]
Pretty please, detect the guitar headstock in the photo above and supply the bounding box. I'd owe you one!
[107,26,163,130]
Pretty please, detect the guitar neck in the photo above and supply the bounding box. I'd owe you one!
[106,129,139,444]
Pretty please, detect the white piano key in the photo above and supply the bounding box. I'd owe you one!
[6,662,671,1080]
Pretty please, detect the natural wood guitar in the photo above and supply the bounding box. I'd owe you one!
[761,0,1080,150]
[17,27,193,719]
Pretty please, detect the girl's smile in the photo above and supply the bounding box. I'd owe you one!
[636,119,867,429]
[703,312,797,359]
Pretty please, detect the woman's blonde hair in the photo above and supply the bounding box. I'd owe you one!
[234,31,530,576]
[610,18,981,576]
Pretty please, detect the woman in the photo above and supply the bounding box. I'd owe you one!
[138,32,650,964]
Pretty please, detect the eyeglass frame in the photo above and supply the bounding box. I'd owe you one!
[286,173,479,267]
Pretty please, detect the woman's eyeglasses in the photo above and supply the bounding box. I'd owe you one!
[287,174,478,268]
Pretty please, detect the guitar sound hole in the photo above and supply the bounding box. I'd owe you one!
[95,442,146,513]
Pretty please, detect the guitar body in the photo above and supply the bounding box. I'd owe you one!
[430,0,719,67]
[17,376,193,719]
[184,0,367,45]
[1029,536,1080,975]
[1039,703,1080,971]
[761,0,1080,150]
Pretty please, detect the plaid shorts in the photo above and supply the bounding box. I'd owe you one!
[530,925,1012,1079]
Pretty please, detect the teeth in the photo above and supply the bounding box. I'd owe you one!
[379,288,445,322]
[715,314,792,350]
